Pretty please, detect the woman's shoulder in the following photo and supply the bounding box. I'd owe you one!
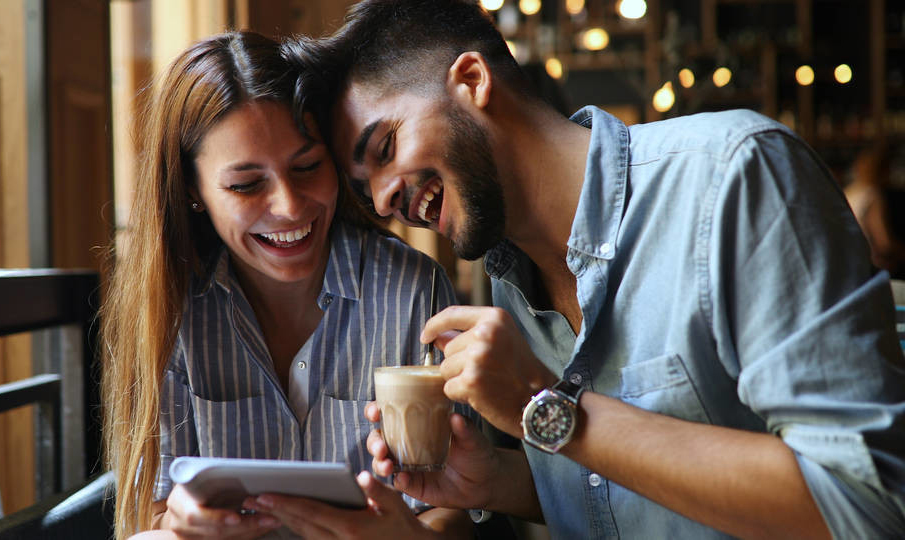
[344,221,441,273]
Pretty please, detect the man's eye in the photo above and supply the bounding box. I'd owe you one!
[228,179,263,193]
[378,132,395,164]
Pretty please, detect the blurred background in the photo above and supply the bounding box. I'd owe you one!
[1,1,903,534]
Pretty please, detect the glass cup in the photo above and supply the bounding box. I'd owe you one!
[374,365,452,471]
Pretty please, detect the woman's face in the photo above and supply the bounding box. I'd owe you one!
[192,100,338,287]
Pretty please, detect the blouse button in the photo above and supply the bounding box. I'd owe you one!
[297,361,307,370]
[588,473,601,487]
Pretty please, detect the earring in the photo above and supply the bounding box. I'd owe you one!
[191,201,202,211]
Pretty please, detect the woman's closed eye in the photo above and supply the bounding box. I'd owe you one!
[292,160,322,173]
[228,178,264,193]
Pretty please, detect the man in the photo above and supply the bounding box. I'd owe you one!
[290,1,905,538]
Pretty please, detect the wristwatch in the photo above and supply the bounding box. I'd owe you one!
[521,378,584,454]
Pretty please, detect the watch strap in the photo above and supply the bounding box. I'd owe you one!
[552,378,584,404]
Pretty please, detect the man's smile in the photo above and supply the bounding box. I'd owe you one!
[408,177,444,224]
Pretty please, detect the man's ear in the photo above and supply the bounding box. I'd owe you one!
[447,51,492,110]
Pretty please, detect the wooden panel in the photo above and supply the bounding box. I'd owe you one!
[47,0,112,271]
[0,0,35,515]
[244,0,356,38]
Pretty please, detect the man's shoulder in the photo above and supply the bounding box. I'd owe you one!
[628,109,793,162]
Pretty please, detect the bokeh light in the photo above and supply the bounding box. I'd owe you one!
[795,65,815,86]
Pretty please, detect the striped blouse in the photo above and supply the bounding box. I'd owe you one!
[154,220,459,504]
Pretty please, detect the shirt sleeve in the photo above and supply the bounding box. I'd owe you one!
[708,128,905,537]
[154,334,198,502]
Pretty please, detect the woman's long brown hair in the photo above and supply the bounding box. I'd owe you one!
[99,31,376,538]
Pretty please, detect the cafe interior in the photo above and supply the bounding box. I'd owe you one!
[1,0,903,538]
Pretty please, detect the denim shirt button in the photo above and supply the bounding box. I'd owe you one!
[569,373,583,385]
[588,473,602,487]
[323,295,333,306]
[297,361,307,370]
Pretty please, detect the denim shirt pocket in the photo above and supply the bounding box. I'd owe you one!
[190,393,276,457]
[619,354,712,424]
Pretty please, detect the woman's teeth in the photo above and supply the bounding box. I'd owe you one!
[258,224,312,245]
[417,182,443,222]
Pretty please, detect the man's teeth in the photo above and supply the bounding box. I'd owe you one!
[417,183,443,222]
[259,224,312,243]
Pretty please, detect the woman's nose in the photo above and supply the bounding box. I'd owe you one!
[269,178,304,218]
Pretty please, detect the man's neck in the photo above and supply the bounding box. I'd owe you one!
[491,105,590,334]
[499,106,591,275]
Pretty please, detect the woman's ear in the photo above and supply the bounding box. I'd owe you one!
[187,187,204,212]
[447,51,492,110]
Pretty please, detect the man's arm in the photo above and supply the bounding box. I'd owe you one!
[562,392,830,539]
[424,306,833,539]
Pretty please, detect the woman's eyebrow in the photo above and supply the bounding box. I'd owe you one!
[223,140,316,172]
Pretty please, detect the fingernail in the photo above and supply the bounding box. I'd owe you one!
[256,495,273,508]
[225,514,240,525]
[259,516,280,528]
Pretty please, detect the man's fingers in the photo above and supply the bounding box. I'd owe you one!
[421,305,496,343]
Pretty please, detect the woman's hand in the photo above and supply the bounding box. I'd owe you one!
[242,471,446,539]
[365,407,501,511]
[160,484,280,539]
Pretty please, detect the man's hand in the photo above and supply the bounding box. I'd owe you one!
[422,306,557,437]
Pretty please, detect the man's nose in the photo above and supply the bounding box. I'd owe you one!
[370,173,405,218]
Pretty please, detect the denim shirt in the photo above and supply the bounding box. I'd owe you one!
[485,107,905,539]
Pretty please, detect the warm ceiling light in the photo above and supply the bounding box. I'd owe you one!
[678,68,695,88]
[481,0,505,10]
[712,67,732,87]
[545,57,563,79]
[652,82,675,112]
[617,0,647,19]
[834,64,852,84]
[566,0,584,15]
[519,0,541,15]
[581,28,610,51]
[795,65,814,86]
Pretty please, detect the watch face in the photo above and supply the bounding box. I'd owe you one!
[529,398,574,444]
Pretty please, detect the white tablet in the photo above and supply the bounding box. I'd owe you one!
[169,457,367,510]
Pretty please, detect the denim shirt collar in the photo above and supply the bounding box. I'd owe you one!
[567,106,629,262]
[485,106,629,279]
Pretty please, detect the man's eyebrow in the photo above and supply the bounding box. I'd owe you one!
[352,120,381,165]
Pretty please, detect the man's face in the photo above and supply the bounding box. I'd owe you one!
[332,84,505,260]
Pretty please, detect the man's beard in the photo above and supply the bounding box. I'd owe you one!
[444,104,505,260]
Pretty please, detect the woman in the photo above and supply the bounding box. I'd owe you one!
[100,31,471,539]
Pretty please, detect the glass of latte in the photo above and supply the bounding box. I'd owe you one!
[374,365,452,471]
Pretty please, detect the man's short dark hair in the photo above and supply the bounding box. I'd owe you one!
[283,0,536,140]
